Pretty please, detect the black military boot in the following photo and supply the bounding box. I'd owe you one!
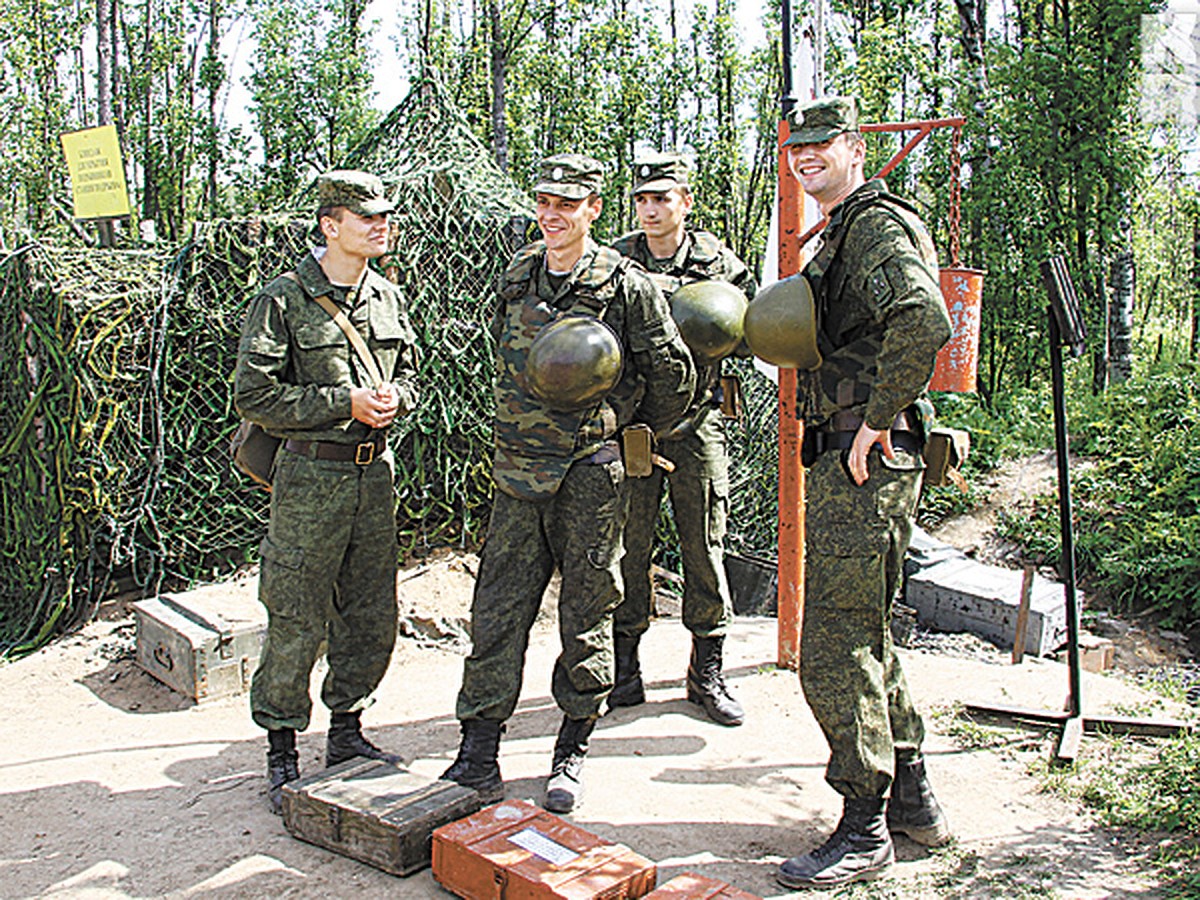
[607,635,645,708]
[686,635,744,726]
[544,715,597,814]
[266,728,300,816]
[441,719,505,803]
[325,711,403,767]
[887,752,951,846]
[777,797,895,889]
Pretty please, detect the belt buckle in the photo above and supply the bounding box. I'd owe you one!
[354,441,376,465]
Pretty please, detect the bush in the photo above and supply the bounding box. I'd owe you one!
[984,361,1200,628]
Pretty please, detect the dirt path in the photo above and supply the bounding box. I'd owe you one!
[0,556,1190,899]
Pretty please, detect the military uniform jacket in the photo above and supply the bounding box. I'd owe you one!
[234,250,420,442]
[491,238,694,500]
[799,179,950,431]
[611,229,756,414]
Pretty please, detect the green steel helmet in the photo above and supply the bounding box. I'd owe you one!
[669,280,748,362]
[743,275,823,370]
[524,314,623,411]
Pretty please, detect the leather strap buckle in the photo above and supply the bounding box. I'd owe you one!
[354,442,377,465]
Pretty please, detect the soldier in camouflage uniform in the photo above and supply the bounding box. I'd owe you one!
[441,154,694,814]
[772,98,953,889]
[609,152,756,726]
[234,170,420,814]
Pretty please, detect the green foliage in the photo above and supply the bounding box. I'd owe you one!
[246,0,378,211]
[988,362,1200,627]
[1054,730,1200,895]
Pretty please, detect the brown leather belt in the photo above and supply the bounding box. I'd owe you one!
[823,408,918,434]
[284,435,386,465]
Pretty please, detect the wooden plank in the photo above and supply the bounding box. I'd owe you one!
[1012,564,1035,664]
[646,872,762,899]
[963,702,1194,739]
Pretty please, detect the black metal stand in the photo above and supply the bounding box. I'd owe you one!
[964,258,1193,752]
[1047,306,1084,761]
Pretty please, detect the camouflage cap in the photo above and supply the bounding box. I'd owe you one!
[632,152,691,194]
[316,169,395,216]
[534,154,604,200]
[784,96,860,147]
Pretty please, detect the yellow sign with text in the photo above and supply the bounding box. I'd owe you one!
[60,125,130,219]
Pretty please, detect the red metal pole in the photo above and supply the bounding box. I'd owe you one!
[776,118,804,671]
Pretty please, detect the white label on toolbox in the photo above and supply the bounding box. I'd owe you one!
[508,827,580,866]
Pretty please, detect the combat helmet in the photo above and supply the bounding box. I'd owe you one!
[669,280,748,362]
[524,314,623,411]
[743,275,822,370]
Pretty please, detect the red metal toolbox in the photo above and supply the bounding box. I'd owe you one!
[644,872,762,899]
[432,799,657,899]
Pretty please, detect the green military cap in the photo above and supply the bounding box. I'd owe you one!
[316,169,395,216]
[784,96,860,147]
[632,152,691,194]
[534,153,604,200]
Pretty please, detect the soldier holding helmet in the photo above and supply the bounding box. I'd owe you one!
[609,152,756,727]
[773,97,952,889]
[441,153,694,815]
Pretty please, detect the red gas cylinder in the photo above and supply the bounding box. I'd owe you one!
[930,267,984,392]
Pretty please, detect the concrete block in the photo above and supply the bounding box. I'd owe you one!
[905,557,1069,656]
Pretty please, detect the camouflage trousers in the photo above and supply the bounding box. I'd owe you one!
[456,457,626,723]
[801,445,927,799]
[616,410,733,639]
[250,447,399,732]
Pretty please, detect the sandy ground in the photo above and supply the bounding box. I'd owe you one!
[0,552,1192,900]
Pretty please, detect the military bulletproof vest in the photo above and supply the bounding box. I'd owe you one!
[801,184,937,422]
[491,242,634,500]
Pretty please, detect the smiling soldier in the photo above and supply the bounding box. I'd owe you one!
[775,97,953,889]
[440,153,694,814]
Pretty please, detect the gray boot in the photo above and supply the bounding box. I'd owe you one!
[887,752,951,846]
[267,728,300,816]
[544,715,597,814]
[777,797,894,889]
[325,711,402,767]
[441,719,505,804]
[686,635,744,726]
[607,634,645,708]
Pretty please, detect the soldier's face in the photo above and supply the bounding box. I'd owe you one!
[633,188,692,242]
[787,132,865,210]
[536,192,601,254]
[321,210,391,259]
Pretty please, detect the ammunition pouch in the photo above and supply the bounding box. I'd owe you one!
[923,427,970,489]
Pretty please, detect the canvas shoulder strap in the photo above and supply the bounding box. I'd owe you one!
[283,271,385,389]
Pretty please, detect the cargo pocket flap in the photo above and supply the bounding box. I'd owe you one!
[259,536,304,570]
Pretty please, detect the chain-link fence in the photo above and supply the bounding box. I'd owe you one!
[0,73,785,656]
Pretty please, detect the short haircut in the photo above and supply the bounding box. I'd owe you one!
[316,205,344,225]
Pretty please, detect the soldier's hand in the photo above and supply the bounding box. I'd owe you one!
[848,422,895,486]
[351,384,400,428]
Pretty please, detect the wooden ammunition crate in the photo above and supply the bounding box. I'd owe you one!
[432,799,657,899]
[132,581,265,702]
[282,758,482,876]
[644,872,761,899]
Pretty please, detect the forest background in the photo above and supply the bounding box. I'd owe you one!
[1,0,1199,638]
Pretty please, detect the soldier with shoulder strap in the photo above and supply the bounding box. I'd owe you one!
[233,170,420,814]
[441,153,694,816]
[771,97,953,891]
[608,151,757,727]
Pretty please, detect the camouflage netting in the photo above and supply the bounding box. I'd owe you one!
[0,73,783,657]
